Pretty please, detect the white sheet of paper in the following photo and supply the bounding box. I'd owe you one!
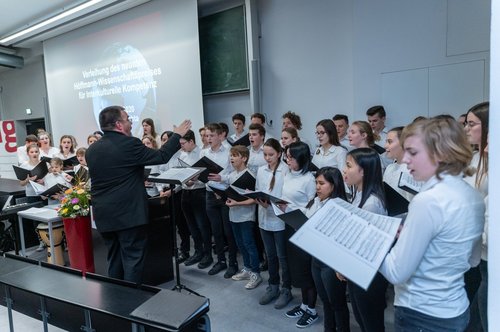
[290,198,401,290]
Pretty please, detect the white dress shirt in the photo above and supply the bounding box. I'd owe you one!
[379,174,485,318]
[281,170,316,212]
[311,145,347,170]
[255,162,289,231]
[227,168,256,223]
[248,145,266,176]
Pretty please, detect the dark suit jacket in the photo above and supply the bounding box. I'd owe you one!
[86,130,180,232]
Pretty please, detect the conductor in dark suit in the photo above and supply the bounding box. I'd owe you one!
[86,105,191,283]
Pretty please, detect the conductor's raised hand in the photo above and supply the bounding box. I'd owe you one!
[173,120,192,137]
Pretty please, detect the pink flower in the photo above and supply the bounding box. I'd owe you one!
[71,198,79,204]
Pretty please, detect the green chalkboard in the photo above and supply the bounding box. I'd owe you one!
[199,6,249,95]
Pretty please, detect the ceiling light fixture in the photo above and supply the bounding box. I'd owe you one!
[0,0,104,45]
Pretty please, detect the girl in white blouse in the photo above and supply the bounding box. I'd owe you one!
[55,135,77,170]
[280,142,317,327]
[37,131,59,159]
[255,138,290,308]
[312,119,347,170]
[19,143,45,197]
[341,147,388,332]
[379,117,484,331]
[463,101,489,331]
[308,167,350,332]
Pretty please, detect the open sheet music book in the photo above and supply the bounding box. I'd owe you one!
[290,198,402,290]
[227,133,250,147]
[29,181,69,197]
[12,163,49,180]
[148,167,205,185]
[177,156,223,183]
[398,172,423,195]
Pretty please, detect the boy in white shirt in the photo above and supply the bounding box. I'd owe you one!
[225,145,262,289]
[247,123,267,176]
[229,113,246,142]
[201,123,238,278]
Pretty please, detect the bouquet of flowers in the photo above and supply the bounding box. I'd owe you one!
[58,183,91,218]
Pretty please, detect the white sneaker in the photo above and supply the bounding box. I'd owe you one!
[232,268,251,281]
[245,272,263,289]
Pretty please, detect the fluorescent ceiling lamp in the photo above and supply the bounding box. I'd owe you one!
[0,0,104,45]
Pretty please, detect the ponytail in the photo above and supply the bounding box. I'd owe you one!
[264,138,282,191]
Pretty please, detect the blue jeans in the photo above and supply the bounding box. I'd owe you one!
[394,306,469,332]
[260,229,290,288]
[231,221,260,273]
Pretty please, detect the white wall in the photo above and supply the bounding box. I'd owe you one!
[257,0,354,143]
[255,0,490,144]
[352,0,490,127]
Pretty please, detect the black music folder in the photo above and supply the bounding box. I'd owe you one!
[13,162,49,180]
[191,156,224,183]
[30,182,69,197]
[276,209,308,231]
[41,156,79,168]
[238,189,289,205]
[130,289,209,329]
[384,182,409,217]
[308,162,319,172]
[373,144,386,155]
[209,183,248,202]
[232,170,256,191]
[227,133,250,147]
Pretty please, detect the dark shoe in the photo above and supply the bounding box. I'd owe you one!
[177,251,190,264]
[285,305,305,318]
[296,309,318,328]
[184,252,203,266]
[274,288,293,309]
[259,284,279,305]
[223,264,238,279]
[208,261,227,275]
[197,255,213,269]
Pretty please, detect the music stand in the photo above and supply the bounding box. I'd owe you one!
[148,167,205,296]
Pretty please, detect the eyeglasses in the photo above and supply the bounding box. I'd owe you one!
[465,121,480,128]
[315,131,326,136]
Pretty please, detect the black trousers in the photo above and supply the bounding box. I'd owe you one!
[100,225,148,283]
[181,188,211,256]
[348,272,388,332]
